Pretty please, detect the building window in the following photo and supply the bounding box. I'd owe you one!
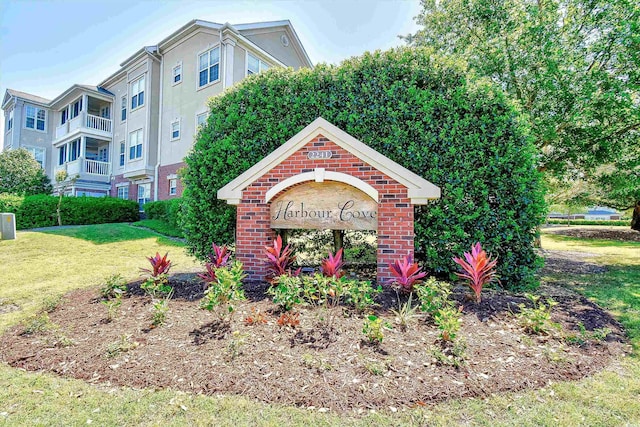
[137,183,150,211]
[171,120,180,140]
[198,46,220,87]
[25,105,46,131]
[25,146,46,169]
[70,98,82,119]
[169,179,177,196]
[6,109,13,132]
[117,186,129,200]
[131,76,145,110]
[173,63,182,84]
[247,53,270,75]
[119,141,125,166]
[121,96,127,121]
[196,112,207,128]
[61,109,68,125]
[129,129,143,160]
[70,139,80,161]
[58,145,67,165]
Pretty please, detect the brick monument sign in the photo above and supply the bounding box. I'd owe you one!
[218,117,441,283]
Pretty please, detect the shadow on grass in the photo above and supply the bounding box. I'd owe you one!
[34,223,185,246]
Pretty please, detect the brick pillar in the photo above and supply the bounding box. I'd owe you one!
[235,200,276,282]
[376,193,414,285]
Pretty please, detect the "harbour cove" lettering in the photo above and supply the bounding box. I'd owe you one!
[269,182,378,230]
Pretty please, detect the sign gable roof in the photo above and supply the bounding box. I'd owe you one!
[218,117,441,205]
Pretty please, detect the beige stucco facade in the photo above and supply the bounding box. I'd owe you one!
[2,19,312,202]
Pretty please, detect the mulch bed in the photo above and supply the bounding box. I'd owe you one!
[0,272,628,413]
[545,226,640,242]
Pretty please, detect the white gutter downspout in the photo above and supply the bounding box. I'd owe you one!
[220,26,226,91]
[154,52,164,201]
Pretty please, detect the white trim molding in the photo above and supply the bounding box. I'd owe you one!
[218,117,441,205]
[264,169,378,203]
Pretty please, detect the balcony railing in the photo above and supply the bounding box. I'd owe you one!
[56,157,111,179]
[86,114,112,133]
[54,113,112,140]
[84,159,110,176]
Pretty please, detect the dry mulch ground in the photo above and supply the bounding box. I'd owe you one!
[545,226,640,242]
[1,270,628,413]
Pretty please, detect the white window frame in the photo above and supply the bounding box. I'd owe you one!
[24,105,47,132]
[129,129,143,160]
[246,52,270,77]
[121,95,127,122]
[25,146,46,169]
[6,108,13,132]
[117,186,129,200]
[119,141,126,167]
[130,75,145,111]
[172,62,182,85]
[169,178,177,196]
[170,119,181,141]
[196,111,207,129]
[137,183,151,212]
[197,45,221,90]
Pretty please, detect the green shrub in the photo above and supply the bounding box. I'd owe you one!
[0,195,139,229]
[143,199,183,229]
[182,47,546,290]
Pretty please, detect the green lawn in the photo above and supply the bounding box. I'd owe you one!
[132,219,185,239]
[1,224,639,426]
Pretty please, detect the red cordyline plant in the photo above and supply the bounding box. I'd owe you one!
[452,242,499,303]
[265,235,301,279]
[141,252,172,278]
[197,243,231,285]
[321,248,345,278]
[388,255,427,293]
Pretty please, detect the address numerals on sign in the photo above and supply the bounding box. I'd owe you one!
[307,150,332,160]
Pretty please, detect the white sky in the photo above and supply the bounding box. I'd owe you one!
[0,0,421,146]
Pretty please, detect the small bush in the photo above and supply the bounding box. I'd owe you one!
[200,261,246,318]
[0,194,139,229]
[100,274,128,299]
[362,315,389,344]
[515,294,560,335]
[143,198,183,229]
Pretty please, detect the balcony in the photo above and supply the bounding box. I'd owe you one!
[55,113,112,142]
[56,157,111,182]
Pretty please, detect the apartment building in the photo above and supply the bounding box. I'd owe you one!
[2,20,312,208]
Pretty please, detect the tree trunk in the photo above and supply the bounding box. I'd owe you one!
[631,201,640,232]
[332,230,344,253]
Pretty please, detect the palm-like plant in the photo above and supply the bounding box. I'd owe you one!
[141,252,172,278]
[198,243,231,286]
[320,248,345,278]
[265,235,300,279]
[452,242,499,303]
[388,255,427,293]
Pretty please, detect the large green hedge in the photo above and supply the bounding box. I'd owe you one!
[0,194,139,229]
[182,48,546,290]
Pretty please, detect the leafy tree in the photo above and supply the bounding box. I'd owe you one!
[403,0,639,227]
[0,148,52,195]
[182,48,546,290]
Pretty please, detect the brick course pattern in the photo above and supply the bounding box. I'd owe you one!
[235,135,414,284]
[158,162,186,200]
